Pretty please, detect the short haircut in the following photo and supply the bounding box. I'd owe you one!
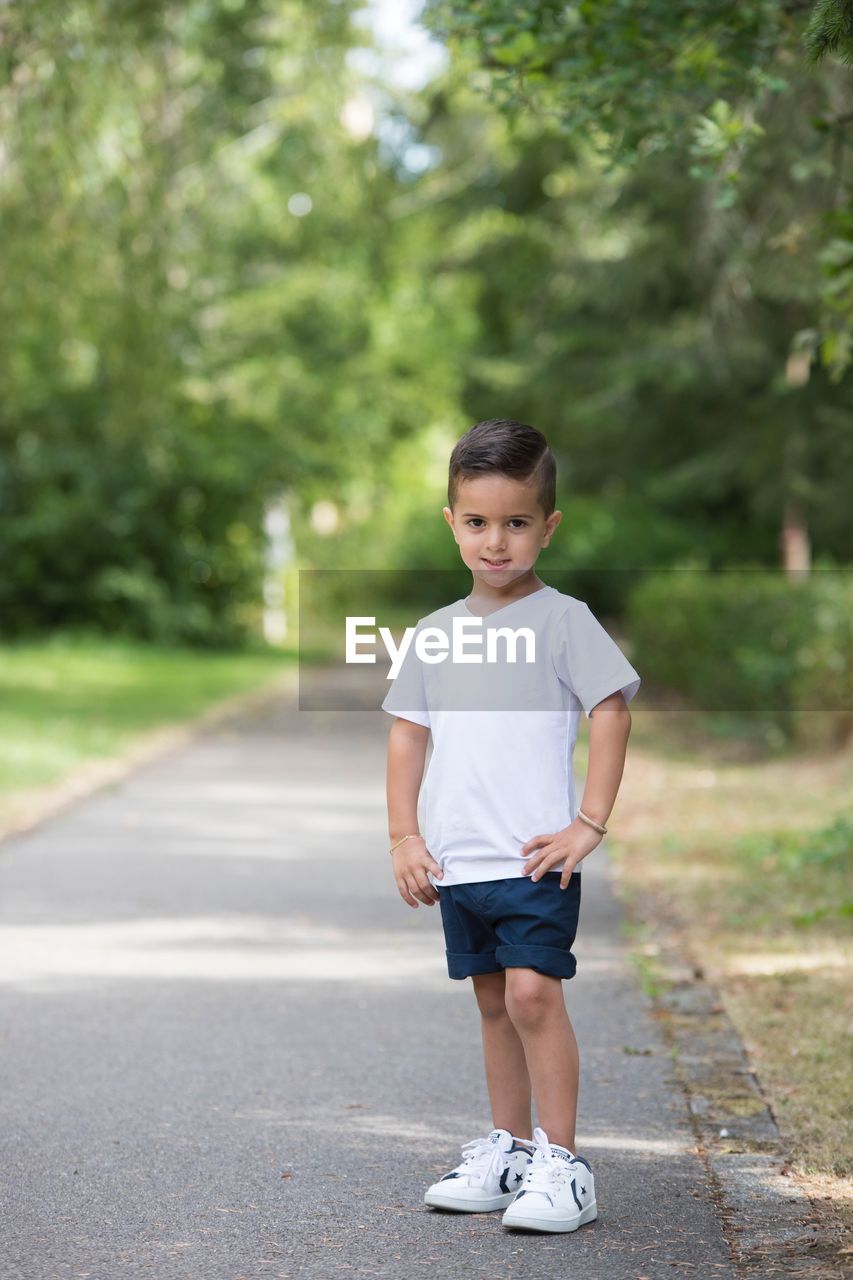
[448,418,557,518]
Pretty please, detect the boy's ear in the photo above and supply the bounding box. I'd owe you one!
[543,510,562,544]
[442,506,455,531]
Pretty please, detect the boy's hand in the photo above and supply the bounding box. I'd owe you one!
[521,819,604,889]
[392,836,444,909]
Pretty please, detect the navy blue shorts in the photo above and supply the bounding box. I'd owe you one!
[437,872,582,981]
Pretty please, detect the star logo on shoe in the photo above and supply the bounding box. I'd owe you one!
[514,1172,523,1185]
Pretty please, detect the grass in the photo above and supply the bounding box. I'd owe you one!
[603,703,853,1200]
[0,628,293,829]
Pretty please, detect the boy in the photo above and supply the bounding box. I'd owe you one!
[380,418,640,1234]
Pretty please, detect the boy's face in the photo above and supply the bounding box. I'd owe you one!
[443,474,562,584]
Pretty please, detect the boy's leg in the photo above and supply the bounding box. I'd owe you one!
[472,971,533,1140]
[503,968,579,1152]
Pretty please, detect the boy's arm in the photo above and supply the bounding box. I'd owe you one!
[386,718,444,908]
[579,691,633,828]
[521,691,633,888]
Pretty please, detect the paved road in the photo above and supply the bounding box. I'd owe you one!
[0,685,738,1279]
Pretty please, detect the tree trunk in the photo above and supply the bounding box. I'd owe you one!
[780,496,811,578]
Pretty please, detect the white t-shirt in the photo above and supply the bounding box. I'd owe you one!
[380,583,641,886]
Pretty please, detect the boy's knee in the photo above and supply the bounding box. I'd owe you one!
[504,969,561,1028]
[472,972,508,1020]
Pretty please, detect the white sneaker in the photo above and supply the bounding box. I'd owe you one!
[502,1126,597,1233]
[424,1129,534,1213]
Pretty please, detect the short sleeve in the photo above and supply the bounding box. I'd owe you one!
[380,621,431,729]
[551,600,641,718]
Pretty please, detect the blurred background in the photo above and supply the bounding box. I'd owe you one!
[0,0,850,1204]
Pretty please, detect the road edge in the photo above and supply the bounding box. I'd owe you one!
[0,666,299,849]
[605,855,846,1279]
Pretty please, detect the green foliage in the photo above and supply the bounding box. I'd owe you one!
[0,630,284,798]
[300,49,853,618]
[729,811,853,926]
[626,568,853,745]
[0,0,473,645]
[817,215,853,379]
[735,812,853,874]
[790,571,853,745]
[2,0,851,657]
[423,0,790,147]
[401,87,853,571]
[423,0,853,375]
[805,0,853,65]
[688,99,766,206]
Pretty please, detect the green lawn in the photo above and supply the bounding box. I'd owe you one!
[0,630,293,823]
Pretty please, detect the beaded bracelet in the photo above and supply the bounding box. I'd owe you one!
[577,809,608,835]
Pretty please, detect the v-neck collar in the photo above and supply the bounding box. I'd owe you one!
[460,583,553,620]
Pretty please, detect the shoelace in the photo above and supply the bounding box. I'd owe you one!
[454,1136,507,1185]
[519,1127,574,1197]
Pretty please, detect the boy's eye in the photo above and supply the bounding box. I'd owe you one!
[466,519,528,529]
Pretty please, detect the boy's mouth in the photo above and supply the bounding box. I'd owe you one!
[482,558,511,568]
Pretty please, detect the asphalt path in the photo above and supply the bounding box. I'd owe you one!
[0,685,738,1279]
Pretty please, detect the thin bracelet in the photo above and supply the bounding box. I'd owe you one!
[389,833,422,855]
[577,809,608,835]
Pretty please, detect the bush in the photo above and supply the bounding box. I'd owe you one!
[626,565,852,746]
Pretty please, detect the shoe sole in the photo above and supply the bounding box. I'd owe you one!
[502,1201,598,1233]
[424,1190,517,1213]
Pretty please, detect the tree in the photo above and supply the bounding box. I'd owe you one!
[422,0,853,574]
[0,1,477,640]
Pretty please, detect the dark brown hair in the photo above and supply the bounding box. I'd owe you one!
[447,418,556,518]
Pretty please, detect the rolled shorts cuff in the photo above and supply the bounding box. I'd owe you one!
[496,942,577,980]
[445,943,577,981]
[445,949,501,980]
